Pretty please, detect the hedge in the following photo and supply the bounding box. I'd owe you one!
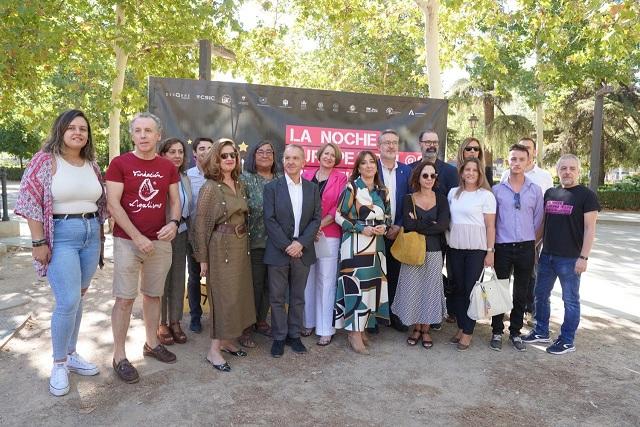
[0,167,24,181]
[597,190,640,210]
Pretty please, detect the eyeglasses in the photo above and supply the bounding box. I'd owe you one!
[381,140,399,146]
[514,192,521,210]
[256,149,274,157]
[420,140,439,146]
[421,173,437,179]
[220,152,238,160]
[464,146,481,152]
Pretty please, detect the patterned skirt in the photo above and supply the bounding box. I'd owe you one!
[334,232,390,332]
[391,251,446,326]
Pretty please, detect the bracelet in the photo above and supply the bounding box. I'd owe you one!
[579,255,588,260]
[169,219,180,227]
[32,239,47,247]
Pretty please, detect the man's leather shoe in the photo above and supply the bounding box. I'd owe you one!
[143,343,177,364]
[271,340,285,358]
[190,317,202,334]
[285,337,307,354]
[365,325,379,334]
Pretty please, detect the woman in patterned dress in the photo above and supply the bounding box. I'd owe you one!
[391,160,450,349]
[194,139,256,372]
[334,150,390,355]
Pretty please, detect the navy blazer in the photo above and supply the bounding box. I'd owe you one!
[409,158,458,198]
[378,160,412,226]
[263,175,322,267]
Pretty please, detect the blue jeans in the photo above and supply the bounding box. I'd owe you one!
[534,253,581,344]
[47,217,100,360]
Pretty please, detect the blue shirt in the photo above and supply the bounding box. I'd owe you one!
[186,166,206,218]
[493,176,543,244]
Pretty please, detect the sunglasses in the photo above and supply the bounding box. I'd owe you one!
[514,192,521,210]
[464,146,481,152]
[220,152,238,160]
[421,173,437,179]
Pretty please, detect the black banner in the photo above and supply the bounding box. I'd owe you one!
[148,77,448,169]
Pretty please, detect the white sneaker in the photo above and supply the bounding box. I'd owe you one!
[49,363,70,396]
[67,352,99,376]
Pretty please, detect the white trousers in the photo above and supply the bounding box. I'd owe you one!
[303,237,340,336]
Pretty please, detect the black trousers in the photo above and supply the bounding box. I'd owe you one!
[384,237,401,316]
[449,248,486,335]
[491,241,536,336]
[186,241,202,319]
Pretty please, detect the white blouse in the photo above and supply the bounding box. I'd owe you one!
[447,187,496,250]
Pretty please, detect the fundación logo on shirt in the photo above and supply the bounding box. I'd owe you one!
[130,170,164,213]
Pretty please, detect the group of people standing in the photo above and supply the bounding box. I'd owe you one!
[16,110,599,397]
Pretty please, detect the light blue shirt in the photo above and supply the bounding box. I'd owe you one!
[187,166,205,218]
[493,176,544,244]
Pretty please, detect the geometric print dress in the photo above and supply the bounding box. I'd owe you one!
[333,177,391,332]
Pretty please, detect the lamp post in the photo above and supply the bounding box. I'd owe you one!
[468,113,479,137]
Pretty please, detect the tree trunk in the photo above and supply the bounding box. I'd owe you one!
[108,3,129,163]
[535,103,544,167]
[415,0,443,99]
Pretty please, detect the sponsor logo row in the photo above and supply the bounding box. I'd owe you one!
[163,91,426,116]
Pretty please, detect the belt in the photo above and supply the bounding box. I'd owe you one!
[214,223,247,238]
[495,241,535,248]
[52,212,98,220]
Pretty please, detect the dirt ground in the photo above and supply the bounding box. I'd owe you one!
[1,244,639,427]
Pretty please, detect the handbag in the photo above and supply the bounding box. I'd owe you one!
[467,268,513,320]
[390,195,426,266]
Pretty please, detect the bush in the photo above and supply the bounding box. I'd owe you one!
[0,167,24,181]
[597,190,640,210]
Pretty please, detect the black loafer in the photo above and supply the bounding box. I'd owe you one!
[285,337,307,354]
[206,358,231,372]
[221,348,248,357]
[271,340,285,358]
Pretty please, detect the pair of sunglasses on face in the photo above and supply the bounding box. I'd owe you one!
[421,173,437,179]
[220,152,238,160]
[464,146,481,152]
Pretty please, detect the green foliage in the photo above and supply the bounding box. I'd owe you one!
[0,167,25,181]
[0,119,41,167]
[597,190,640,210]
[600,175,640,192]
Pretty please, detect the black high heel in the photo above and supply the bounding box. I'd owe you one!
[206,357,231,372]
[221,348,248,357]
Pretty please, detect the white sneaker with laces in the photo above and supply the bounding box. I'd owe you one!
[67,352,99,376]
[49,363,70,396]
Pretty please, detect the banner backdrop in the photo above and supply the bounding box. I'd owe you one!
[148,77,448,170]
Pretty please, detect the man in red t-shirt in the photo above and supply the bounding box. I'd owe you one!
[105,112,181,384]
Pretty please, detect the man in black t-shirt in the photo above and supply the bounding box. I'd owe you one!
[522,154,600,355]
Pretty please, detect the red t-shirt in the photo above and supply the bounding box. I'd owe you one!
[105,152,179,240]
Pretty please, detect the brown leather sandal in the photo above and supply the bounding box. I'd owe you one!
[170,322,187,344]
[157,323,174,346]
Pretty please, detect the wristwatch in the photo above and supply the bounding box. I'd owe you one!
[486,248,495,253]
[169,219,180,227]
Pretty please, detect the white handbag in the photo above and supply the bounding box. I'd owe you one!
[467,268,513,321]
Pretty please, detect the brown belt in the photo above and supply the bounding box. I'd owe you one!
[214,223,247,237]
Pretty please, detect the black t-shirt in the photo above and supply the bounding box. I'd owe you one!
[542,185,600,258]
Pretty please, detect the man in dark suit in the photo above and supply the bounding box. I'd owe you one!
[263,144,321,358]
[410,129,458,197]
[377,129,413,332]
[410,129,459,328]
